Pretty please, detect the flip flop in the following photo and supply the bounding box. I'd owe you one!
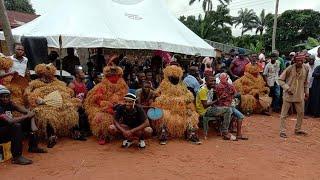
[223,134,237,141]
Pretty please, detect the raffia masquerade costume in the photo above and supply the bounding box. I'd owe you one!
[234,63,272,114]
[0,55,27,107]
[84,65,128,142]
[152,65,199,138]
[26,64,80,137]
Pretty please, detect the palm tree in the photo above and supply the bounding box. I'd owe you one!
[256,9,267,36]
[234,8,258,36]
[189,0,231,12]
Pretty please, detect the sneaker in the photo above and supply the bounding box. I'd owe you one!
[188,132,202,145]
[12,156,33,165]
[159,126,168,145]
[121,140,133,148]
[138,140,146,148]
[47,135,57,148]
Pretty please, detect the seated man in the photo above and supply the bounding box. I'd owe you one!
[216,73,248,140]
[109,93,153,148]
[135,81,157,112]
[196,75,236,141]
[183,66,201,98]
[0,85,46,165]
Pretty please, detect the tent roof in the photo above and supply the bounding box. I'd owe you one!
[0,0,215,57]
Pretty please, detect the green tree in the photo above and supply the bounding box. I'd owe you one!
[264,9,320,53]
[180,5,233,43]
[255,9,267,36]
[188,0,231,12]
[233,8,258,36]
[4,0,35,14]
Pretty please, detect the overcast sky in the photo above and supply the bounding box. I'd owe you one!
[30,0,320,36]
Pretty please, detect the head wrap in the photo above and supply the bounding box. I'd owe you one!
[0,85,10,95]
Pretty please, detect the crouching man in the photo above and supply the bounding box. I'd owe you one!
[109,93,153,148]
[0,85,47,165]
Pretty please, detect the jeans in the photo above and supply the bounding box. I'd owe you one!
[269,84,281,110]
[205,106,232,133]
[232,107,244,121]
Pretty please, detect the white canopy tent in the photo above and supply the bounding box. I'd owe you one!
[0,0,215,57]
[308,45,320,56]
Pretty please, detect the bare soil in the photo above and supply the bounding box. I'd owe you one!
[1,114,320,180]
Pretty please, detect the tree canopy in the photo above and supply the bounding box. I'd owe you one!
[180,5,233,43]
[4,0,35,14]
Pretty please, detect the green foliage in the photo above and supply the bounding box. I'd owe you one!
[264,9,320,54]
[255,9,267,36]
[233,8,258,36]
[179,5,233,43]
[189,0,231,12]
[4,0,35,14]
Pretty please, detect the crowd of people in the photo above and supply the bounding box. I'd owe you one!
[0,43,319,166]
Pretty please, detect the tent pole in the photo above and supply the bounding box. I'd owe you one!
[59,35,62,78]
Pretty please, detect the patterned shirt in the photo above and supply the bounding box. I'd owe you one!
[215,82,236,107]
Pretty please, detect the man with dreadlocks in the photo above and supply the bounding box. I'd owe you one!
[152,64,201,145]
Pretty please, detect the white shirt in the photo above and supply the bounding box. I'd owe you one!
[315,56,320,68]
[10,55,28,77]
[263,61,280,87]
[307,63,316,88]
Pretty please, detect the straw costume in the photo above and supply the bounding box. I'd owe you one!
[234,63,272,114]
[25,64,79,138]
[152,65,200,143]
[84,65,128,143]
[0,55,26,107]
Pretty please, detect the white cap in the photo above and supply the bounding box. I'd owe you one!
[289,52,296,56]
[0,85,10,95]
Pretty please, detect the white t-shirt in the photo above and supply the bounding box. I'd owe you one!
[9,55,28,77]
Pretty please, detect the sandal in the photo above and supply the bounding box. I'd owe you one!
[47,135,57,148]
[223,133,237,141]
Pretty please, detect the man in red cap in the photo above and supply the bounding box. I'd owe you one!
[278,53,309,138]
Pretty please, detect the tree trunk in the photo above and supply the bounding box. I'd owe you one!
[0,0,14,55]
[272,0,279,51]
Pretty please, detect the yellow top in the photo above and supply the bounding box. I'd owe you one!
[196,86,209,116]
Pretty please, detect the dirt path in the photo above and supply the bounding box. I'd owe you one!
[1,114,320,180]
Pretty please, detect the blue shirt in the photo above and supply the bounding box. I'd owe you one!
[183,74,200,94]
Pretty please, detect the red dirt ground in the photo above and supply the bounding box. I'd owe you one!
[1,114,320,180]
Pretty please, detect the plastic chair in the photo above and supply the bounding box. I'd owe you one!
[202,116,219,139]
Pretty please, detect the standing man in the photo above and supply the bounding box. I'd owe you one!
[62,48,80,76]
[229,48,250,80]
[9,44,28,77]
[263,54,281,112]
[278,54,309,138]
[273,50,285,73]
